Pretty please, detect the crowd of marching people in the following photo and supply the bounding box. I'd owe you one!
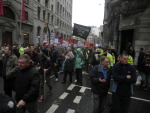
[0,42,149,113]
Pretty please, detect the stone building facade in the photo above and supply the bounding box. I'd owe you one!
[103,0,150,64]
[0,0,72,45]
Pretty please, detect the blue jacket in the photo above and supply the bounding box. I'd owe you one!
[90,65,110,96]
[111,62,136,96]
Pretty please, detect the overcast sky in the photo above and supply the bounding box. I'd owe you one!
[72,0,105,27]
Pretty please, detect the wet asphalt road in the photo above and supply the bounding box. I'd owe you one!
[0,73,150,113]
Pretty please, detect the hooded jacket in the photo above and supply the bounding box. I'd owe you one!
[74,48,85,69]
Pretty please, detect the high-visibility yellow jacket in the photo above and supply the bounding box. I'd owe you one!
[107,52,113,67]
[111,53,116,66]
[128,55,133,65]
[19,47,24,55]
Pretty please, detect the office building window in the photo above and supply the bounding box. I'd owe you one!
[60,5,62,15]
[37,26,41,36]
[37,7,40,19]
[47,13,50,22]
[63,7,64,16]
[57,2,59,13]
[25,0,29,5]
[25,11,28,21]
[45,0,48,8]
[51,15,54,25]
[3,6,15,20]
[51,4,53,12]
[43,10,46,21]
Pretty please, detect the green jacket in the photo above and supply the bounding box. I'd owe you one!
[74,48,85,69]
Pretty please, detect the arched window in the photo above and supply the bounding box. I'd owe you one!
[43,10,46,21]
[37,7,41,19]
[3,6,15,20]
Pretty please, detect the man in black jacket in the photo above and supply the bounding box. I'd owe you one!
[110,53,136,113]
[15,54,40,113]
[90,57,110,113]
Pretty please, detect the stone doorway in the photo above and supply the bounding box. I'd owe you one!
[120,29,134,54]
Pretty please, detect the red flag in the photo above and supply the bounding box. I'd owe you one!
[21,0,25,21]
[0,0,4,15]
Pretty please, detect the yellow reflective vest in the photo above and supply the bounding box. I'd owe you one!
[112,53,116,66]
[128,55,133,65]
[19,47,24,55]
[107,53,113,67]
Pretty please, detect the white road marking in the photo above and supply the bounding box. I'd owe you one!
[50,75,55,78]
[131,96,150,102]
[74,83,150,103]
[46,104,58,113]
[79,87,86,93]
[73,96,82,104]
[66,109,75,113]
[67,84,75,90]
[108,92,150,102]
[59,92,69,99]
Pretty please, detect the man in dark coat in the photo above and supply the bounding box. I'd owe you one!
[90,57,110,113]
[15,54,40,113]
[110,53,136,113]
[2,46,18,97]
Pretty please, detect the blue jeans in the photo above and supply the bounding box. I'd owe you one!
[142,73,150,85]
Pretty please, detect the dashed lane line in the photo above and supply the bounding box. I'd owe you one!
[46,104,58,113]
[59,92,69,100]
[73,84,150,103]
[67,84,76,90]
[73,96,82,104]
[66,109,75,113]
[79,86,86,93]
[108,91,150,102]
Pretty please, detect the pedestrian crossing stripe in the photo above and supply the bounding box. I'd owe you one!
[79,86,86,93]
[73,96,82,104]
[59,92,69,100]
[67,84,76,90]
[66,109,75,113]
[45,84,150,113]
[46,104,58,113]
